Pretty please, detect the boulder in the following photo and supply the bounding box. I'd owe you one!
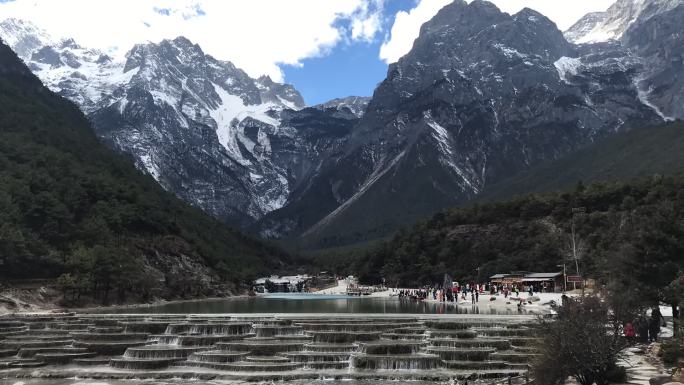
[673,366,684,382]
[648,342,663,358]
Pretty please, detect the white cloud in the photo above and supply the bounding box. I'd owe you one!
[380,0,617,64]
[352,12,382,42]
[379,0,451,64]
[350,0,385,43]
[0,0,384,82]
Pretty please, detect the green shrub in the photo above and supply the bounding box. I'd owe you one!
[606,364,627,383]
[662,338,684,365]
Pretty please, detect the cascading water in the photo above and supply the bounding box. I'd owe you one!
[0,313,537,380]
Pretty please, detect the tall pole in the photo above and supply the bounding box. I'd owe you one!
[557,263,567,293]
[571,219,577,291]
[571,207,585,293]
[571,217,580,276]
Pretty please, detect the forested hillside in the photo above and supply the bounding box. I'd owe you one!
[479,122,684,203]
[0,39,289,303]
[357,175,684,305]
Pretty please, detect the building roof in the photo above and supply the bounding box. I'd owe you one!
[489,272,563,281]
[524,272,562,279]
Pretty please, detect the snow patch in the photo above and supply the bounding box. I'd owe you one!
[554,57,583,84]
[493,43,527,59]
[210,83,284,165]
[139,153,161,180]
[634,75,674,122]
[426,114,480,194]
[427,118,453,156]
[574,27,617,45]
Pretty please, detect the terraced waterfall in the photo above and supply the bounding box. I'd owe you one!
[0,313,539,383]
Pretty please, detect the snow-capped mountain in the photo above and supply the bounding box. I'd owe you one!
[563,0,684,121]
[28,39,132,114]
[314,96,371,118]
[87,37,360,226]
[3,0,684,248]
[622,3,684,119]
[565,0,683,44]
[0,18,52,59]
[256,0,665,248]
[0,20,360,226]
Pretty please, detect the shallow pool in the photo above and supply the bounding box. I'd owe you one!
[97,294,531,315]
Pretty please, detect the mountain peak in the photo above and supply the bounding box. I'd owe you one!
[170,35,198,49]
[514,7,552,25]
[315,96,370,117]
[59,37,80,49]
[166,35,205,57]
[258,75,275,85]
[0,17,53,59]
[419,0,506,38]
[564,0,684,44]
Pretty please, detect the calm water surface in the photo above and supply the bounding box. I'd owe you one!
[99,293,528,314]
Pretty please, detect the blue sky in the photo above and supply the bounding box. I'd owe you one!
[282,0,416,105]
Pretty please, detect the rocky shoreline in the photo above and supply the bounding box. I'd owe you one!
[0,283,249,315]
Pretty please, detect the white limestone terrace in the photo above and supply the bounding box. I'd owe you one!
[0,312,539,383]
[1,309,676,384]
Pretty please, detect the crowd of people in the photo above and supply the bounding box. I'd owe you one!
[623,307,666,342]
[397,281,669,347]
[395,281,552,304]
[396,282,534,304]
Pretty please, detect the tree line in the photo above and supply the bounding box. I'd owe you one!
[355,176,684,312]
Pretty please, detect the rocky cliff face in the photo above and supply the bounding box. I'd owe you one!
[564,0,684,122]
[314,96,371,118]
[2,0,683,249]
[622,4,684,119]
[0,21,359,226]
[256,0,663,248]
[0,18,52,59]
[87,36,311,225]
[565,0,682,44]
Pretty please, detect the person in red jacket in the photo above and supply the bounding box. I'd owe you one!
[623,322,636,342]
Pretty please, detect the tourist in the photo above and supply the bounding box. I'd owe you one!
[636,316,649,342]
[623,321,635,342]
[648,307,665,342]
